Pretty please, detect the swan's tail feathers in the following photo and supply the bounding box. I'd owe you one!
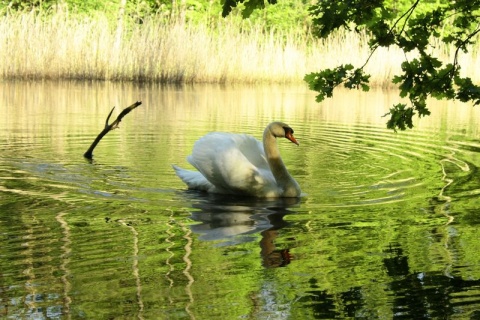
[172,165,213,192]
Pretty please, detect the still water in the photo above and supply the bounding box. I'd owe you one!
[1,81,479,319]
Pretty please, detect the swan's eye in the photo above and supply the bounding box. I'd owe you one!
[283,127,294,135]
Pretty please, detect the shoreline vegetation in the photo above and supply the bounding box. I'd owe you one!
[0,9,479,87]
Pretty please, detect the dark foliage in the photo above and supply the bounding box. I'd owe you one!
[305,0,480,130]
[221,0,278,18]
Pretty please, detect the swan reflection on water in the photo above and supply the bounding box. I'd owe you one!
[179,191,301,268]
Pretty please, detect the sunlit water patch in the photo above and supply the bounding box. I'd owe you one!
[1,82,479,319]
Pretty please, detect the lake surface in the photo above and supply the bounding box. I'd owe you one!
[1,81,479,319]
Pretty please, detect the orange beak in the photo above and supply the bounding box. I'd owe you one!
[285,132,299,146]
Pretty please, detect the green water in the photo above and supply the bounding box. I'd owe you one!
[1,82,479,319]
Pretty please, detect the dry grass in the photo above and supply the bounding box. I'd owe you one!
[0,10,478,86]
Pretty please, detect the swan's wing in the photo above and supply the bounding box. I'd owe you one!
[187,133,277,195]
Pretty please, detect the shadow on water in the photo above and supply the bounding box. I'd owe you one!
[382,244,480,319]
[176,190,301,268]
[299,242,480,319]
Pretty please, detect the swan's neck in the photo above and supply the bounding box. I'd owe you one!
[263,129,300,197]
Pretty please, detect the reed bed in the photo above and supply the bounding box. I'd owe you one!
[0,10,478,85]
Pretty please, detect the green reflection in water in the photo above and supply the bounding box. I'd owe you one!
[0,82,479,319]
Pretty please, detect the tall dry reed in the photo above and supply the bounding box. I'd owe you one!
[0,10,478,85]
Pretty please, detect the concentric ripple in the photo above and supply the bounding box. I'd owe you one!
[297,121,478,208]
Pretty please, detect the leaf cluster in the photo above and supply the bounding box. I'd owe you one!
[304,64,370,102]
[304,0,480,130]
[221,0,278,18]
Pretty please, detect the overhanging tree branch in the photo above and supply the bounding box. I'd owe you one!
[222,0,480,130]
[303,0,480,131]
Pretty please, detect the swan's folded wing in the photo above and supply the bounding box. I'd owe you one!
[187,133,276,195]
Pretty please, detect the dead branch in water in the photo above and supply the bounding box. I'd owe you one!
[84,101,142,159]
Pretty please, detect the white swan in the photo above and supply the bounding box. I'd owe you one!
[173,122,301,198]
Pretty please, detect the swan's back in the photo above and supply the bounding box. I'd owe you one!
[185,132,280,196]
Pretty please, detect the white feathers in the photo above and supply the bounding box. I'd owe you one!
[173,122,301,198]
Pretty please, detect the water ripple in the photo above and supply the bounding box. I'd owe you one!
[302,122,478,208]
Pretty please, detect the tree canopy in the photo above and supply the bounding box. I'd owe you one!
[224,0,480,130]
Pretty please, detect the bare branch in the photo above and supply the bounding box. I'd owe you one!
[84,101,142,159]
[105,107,116,129]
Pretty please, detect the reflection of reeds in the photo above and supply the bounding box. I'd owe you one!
[22,219,36,313]
[55,212,72,317]
[118,219,144,320]
[163,209,196,319]
[164,209,176,304]
[2,11,478,85]
[181,223,195,320]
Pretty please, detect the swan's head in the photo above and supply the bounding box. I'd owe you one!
[268,122,299,146]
